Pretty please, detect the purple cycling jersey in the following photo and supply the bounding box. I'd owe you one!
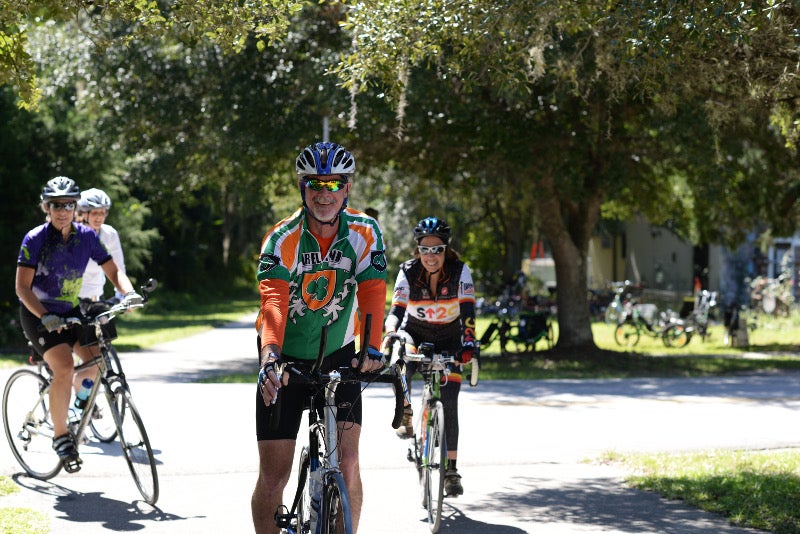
[17,222,111,315]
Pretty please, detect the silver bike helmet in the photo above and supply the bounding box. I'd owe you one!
[41,176,80,201]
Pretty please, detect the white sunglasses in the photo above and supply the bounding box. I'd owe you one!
[418,245,447,255]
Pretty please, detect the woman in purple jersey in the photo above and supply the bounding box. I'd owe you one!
[15,176,142,473]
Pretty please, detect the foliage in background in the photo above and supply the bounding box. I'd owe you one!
[0,2,799,357]
[0,0,302,109]
[338,0,800,353]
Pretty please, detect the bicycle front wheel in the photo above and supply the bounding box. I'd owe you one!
[296,447,311,534]
[614,322,640,347]
[90,380,125,443]
[114,389,159,504]
[423,400,446,533]
[2,369,62,479]
[321,471,353,534]
[662,324,691,348]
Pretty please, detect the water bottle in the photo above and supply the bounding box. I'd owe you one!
[308,467,322,533]
[74,378,94,410]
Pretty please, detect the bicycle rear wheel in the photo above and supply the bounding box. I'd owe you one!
[321,471,353,534]
[423,400,446,533]
[90,380,125,443]
[2,369,62,479]
[614,322,640,347]
[114,389,159,504]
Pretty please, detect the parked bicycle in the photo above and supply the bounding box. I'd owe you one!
[660,290,718,348]
[384,334,479,533]
[479,295,555,354]
[614,298,685,348]
[273,317,406,534]
[2,279,159,504]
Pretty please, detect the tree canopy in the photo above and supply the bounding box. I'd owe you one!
[2,1,799,354]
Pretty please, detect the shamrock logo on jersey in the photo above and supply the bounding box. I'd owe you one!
[302,270,336,311]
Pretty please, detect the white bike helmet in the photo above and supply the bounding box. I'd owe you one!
[78,188,112,212]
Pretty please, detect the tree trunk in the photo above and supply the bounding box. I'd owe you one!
[537,174,601,353]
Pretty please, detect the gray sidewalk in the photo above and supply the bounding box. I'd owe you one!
[2,315,797,533]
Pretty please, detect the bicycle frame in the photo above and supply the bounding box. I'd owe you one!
[383,334,477,534]
[274,318,405,534]
[3,279,159,504]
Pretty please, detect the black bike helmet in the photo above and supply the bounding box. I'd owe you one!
[296,142,356,180]
[413,217,452,244]
[41,176,80,201]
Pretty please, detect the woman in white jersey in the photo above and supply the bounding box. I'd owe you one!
[76,188,126,301]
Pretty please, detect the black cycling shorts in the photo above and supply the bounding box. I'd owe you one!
[255,342,363,441]
[20,305,81,356]
[20,305,114,358]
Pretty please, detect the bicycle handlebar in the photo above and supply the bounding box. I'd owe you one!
[269,314,406,430]
[39,278,157,332]
[281,360,406,429]
[382,334,480,387]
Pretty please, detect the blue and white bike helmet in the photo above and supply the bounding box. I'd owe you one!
[295,142,355,226]
[413,217,452,244]
[296,142,356,180]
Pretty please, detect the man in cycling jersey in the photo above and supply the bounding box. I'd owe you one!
[251,142,388,534]
[383,216,477,497]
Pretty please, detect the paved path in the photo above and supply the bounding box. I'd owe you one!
[2,315,798,533]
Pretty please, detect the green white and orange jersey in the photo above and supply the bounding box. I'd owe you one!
[256,207,388,360]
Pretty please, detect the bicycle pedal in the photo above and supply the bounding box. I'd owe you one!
[62,456,83,473]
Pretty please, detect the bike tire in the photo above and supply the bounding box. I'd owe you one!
[423,400,446,533]
[115,389,159,504]
[662,324,691,348]
[321,471,353,534]
[297,447,311,534]
[90,378,125,443]
[614,322,640,347]
[2,368,62,479]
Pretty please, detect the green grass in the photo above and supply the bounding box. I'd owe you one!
[0,477,48,534]
[603,449,800,534]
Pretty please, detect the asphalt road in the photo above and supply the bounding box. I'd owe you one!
[2,315,798,533]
